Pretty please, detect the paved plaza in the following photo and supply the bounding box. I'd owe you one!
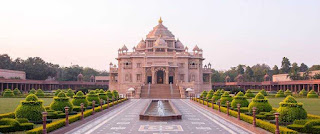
[66,99,253,134]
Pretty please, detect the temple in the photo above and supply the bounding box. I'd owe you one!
[109,18,212,98]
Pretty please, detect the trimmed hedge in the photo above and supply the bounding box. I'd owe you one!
[248,93,272,114]
[275,90,286,97]
[259,89,268,96]
[2,89,14,97]
[98,89,108,101]
[231,91,249,108]
[15,94,46,121]
[66,89,75,98]
[0,118,34,133]
[307,90,318,98]
[0,112,15,120]
[244,89,255,98]
[54,89,62,96]
[35,89,45,97]
[106,90,113,102]
[26,98,128,134]
[72,91,88,107]
[193,98,297,133]
[206,90,214,100]
[50,92,73,112]
[29,89,36,94]
[200,91,207,99]
[288,119,320,133]
[277,95,307,122]
[86,90,100,104]
[299,89,307,96]
[212,90,222,102]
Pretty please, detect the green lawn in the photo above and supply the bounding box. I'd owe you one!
[0,98,53,114]
[266,97,320,115]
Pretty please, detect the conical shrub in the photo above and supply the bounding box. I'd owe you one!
[231,91,249,108]
[259,89,267,96]
[35,89,45,97]
[29,89,36,94]
[86,90,100,104]
[200,91,207,99]
[277,95,307,122]
[248,93,272,114]
[98,89,108,101]
[13,88,22,96]
[299,89,307,96]
[284,89,292,96]
[66,89,75,98]
[72,91,88,107]
[275,90,286,97]
[220,91,233,105]
[54,89,62,96]
[50,92,73,112]
[15,94,46,121]
[245,89,255,98]
[307,90,318,98]
[112,90,119,99]
[206,90,214,100]
[2,89,14,97]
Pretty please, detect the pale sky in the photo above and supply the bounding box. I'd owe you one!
[0,0,320,71]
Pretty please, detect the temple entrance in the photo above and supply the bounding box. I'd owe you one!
[169,76,174,84]
[147,76,152,84]
[157,70,164,84]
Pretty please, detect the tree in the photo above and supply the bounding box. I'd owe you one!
[244,66,253,81]
[236,64,244,75]
[288,62,300,80]
[59,65,83,81]
[23,57,57,80]
[82,67,99,81]
[313,73,320,79]
[309,65,320,71]
[0,54,12,69]
[252,64,270,82]
[300,63,309,72]
[272,65,279,75]
[280,57,291,74]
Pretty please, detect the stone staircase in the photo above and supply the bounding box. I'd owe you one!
[140,84,181,99]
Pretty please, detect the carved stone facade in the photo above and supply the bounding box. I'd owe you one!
[109,18,212,98]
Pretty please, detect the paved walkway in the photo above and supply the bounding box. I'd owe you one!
[66,99,254,134]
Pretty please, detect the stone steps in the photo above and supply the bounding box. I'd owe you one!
[140,84,181,99]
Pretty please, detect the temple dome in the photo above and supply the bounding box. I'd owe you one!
[146,18,175,39]
[136,39,146,49]
[175,39,184,49]
[154,37,168,48]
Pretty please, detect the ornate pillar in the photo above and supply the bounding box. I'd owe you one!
[165,67,169,84]
[151,68,155,84]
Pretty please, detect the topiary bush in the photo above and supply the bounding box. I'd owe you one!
[284,89,292,96]
[66,89,75,98]
[54,89,62,96]
[299,89,307,97]
[35,89,45,97]
[259,89,268,96]
[245,89,255,98]
[112,90,119,99]
[231,91,249,108]
[275,90,286,97]
[220,91,233,105]
[13,88,22,96]
[2,89,14,97]
[15,94,46,121]
[29,89,36,94]
[71,91,88,107]
[307,90,318,98]
[106,90,113,101]
[206,90,214,100]
[50,92,73,112]
[276,95,307,123]
[95,89,100,93]
[212,90,222,102]
[200,91,207,99]
[86,90,100,104]
[0,118,34,133]
[248,93,272,114]
[98,89,108,101]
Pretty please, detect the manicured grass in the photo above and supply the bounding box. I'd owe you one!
[0,98,53,114]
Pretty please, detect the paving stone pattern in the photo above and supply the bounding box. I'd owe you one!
[66,99,252,134]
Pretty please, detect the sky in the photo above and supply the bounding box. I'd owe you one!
[0,0,320,71]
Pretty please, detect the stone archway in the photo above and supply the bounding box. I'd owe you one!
[156,70,164,84]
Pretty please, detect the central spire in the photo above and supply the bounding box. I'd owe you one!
[158,17,163,24]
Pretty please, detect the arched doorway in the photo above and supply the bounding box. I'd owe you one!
[157,70,164,84]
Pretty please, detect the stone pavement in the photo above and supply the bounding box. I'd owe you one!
[65,99,257,134]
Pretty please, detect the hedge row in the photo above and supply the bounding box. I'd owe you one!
[193,98,297,134]
[0,112,15,120]
[26,98,127,134]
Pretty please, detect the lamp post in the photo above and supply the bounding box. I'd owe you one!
[92,100,95,115]
[218,100,221,112]
[100,99,103,110]
[252,107,257,127]
[80,103,84,120]
[237,103,241,120]
[65,107,69,126]
[211,98,215,109]
[42,112,48,134]
[227,101,230,116]
[274,112,280,134]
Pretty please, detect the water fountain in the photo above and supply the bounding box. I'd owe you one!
[140,100,182,121]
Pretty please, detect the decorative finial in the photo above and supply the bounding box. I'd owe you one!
[158,17,163,24]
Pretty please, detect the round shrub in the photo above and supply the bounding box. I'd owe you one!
[307,90,318,98]
[299,89,307,96]
[54,89,62,96]
[71,91,88,107]
[277,95,307,122]
[86,90,100,104]
[248,93,272,114]
[284,89,292,96]
[112,90,119,99]
[231,91,249,108]
[13,88,22,96]
[35,89,45,97]
[29,89,36,94]
[66,89,75,98]
[98,89,108,101]
[50,92,73,112]
[212,90,222,101]
[106,90,113,101]
[220,91,233,105]
[245,89,255,98]
[15,94,46,121]
[206,90,214,100]
[200,91,207,99]
[2,89,14,97]
[259,89,268,96]
[275,90,286,97]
